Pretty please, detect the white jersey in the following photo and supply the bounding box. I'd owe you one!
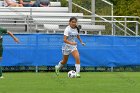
[62,26,79,55]
[64,25,78,46]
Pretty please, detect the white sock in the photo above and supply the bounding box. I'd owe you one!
[75,64,80,74]
[57,61,64,69]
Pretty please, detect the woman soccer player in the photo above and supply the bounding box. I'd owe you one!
[55,17,85,78]
[0,27,19,79]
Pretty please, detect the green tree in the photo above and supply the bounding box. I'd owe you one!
[109,0,140,17]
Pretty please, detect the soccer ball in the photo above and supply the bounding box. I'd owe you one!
[68,70,76,78]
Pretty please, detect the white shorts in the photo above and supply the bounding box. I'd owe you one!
[62,44,77,55]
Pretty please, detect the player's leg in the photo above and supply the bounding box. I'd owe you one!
[71,49,81,78]
[55,46,71,75]
[55,55,69,76]
[56,55,69,70]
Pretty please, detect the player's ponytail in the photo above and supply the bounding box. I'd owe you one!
[76,25,81,33]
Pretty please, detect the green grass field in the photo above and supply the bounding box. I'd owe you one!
[0,72,140,93]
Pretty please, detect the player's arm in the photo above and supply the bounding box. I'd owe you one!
[64,35,76,45]
[7,31,19,43]
[77,35,85,46]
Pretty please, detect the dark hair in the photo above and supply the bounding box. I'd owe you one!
[69,17,80,33]
[69,17,77,22]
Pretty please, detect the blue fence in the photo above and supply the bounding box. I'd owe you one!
[1,34,140,67]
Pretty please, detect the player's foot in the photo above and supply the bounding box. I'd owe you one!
[55,65,59,76]
[0,76,4,79]
[76,73,81,78]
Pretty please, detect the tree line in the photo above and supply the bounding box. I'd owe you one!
[60,0,140,17]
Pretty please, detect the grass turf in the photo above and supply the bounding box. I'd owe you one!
[0,72,140,93]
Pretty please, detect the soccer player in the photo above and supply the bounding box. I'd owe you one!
[0,27,19,79]
[55,17,85,78]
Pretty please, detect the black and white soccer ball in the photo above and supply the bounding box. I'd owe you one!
[68,70,76,78]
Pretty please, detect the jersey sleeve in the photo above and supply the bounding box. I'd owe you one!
[64,27,69,36]
[0,27,7,34]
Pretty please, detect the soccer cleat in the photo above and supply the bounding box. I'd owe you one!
[76,73,81,78]
[55,65,59,76]
[0,76,4,79]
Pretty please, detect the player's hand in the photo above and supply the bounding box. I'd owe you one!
[14,38,20,43]
[81,42,86,46]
